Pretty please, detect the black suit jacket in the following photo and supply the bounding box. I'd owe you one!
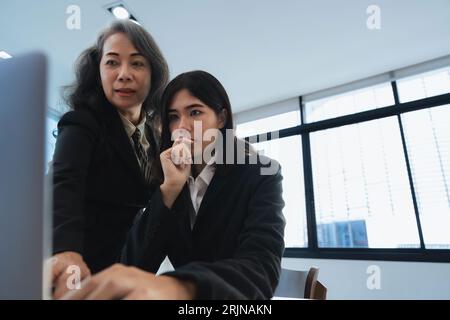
[52,101,158,273]
[121,156,286,299]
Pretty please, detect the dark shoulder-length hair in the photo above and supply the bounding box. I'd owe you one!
[63,20,169,118]
[152,70,253,184]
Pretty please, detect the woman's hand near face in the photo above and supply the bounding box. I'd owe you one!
[160,137,192,209]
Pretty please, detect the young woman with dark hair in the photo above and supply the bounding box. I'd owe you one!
[51,20,169,298]
[62,70,285,300]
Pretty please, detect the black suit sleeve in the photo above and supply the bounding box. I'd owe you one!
[120,187,175,272]
[164,165,286,300]
[52,111,99,255]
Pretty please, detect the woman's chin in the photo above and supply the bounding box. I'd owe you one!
[112,100,141,111]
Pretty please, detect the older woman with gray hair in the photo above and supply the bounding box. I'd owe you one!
[50,20,169,298]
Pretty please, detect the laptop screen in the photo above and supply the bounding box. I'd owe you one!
[0,52,51,299]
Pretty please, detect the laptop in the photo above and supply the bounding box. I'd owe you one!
[0,52,51,299]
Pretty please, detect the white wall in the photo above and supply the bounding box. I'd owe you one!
[234,97,299,125]
[282,257,450,299]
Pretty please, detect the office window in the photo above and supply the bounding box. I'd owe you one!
[236,61,450,261]
[304,83,395,123]
[235,110,300,138]
[310,117,421,248]
[401,105,450,249]
[253,136,307,248]
[397,67,450,103]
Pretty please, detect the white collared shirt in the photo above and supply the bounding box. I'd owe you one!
[187,163,216,214]
[118,112,150,165]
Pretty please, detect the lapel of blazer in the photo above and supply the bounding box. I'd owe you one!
[168,186,195,263]
[192,166,235,232]
[102,101,144,184]
[180,186,195,236]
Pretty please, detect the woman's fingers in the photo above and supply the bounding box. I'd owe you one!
[50,257,65,284]
[161,138,193,166]
[61,264,158,300]
[159,140,192,191]
[53,265,91,299]
[170,142,192,166]
[53,272,71,299]
[60,275,97,300]
[50,252,91,299]
[84,277,131,300]
[161,147,173,160]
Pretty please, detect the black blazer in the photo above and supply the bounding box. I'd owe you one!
[121,156,286,299]
[52,101,158,273]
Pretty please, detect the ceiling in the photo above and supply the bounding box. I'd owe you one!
[1,0,450,114]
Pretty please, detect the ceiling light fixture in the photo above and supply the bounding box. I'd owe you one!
[112,6,130,20]
[0,51,12,59]
[106,2,139,23]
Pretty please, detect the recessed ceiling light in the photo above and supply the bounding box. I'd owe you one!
[112,6,130,20]
[106,2,138,22]
[0,51,12,59]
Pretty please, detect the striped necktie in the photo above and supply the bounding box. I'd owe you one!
[131,128,150,183]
